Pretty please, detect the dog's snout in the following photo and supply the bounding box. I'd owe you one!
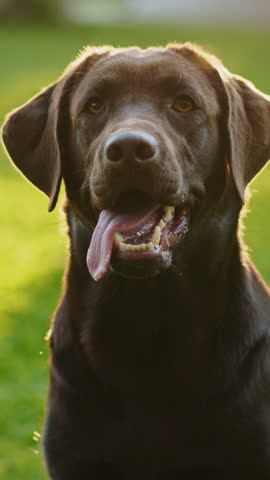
[105,131,159,164]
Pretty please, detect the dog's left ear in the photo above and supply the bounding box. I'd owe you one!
[178,44,270,204]
[222,73,270,202]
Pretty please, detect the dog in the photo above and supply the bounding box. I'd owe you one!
[2,43,270,479]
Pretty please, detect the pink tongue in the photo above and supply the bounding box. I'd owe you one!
[87,204,158,281]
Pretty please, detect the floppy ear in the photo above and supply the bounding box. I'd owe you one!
[1,48,110,211]
[176,43,270,203]
[1,77,70,212]
[222,74,270,202]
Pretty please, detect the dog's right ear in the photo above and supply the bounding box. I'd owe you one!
[1,48,109,212]
[1,80,66,212]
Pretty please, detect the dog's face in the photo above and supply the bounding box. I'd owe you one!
[2,44,270,280]
[69,48,222,279]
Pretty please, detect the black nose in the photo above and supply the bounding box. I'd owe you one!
[105,130,159,164]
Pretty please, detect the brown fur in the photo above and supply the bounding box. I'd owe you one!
[2,44,270,479]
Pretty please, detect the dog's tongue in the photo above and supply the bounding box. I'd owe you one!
[87,202,158,281]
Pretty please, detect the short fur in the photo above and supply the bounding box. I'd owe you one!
[2,44,270,479]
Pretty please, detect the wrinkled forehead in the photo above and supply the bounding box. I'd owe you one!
[71,48,219,114]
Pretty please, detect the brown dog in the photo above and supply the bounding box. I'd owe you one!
[2,43,270,479]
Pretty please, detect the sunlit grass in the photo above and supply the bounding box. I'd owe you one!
[0,21,269,479]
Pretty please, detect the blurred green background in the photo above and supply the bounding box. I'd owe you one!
[0,9,270,480]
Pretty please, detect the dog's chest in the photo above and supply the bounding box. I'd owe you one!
[93,398,224,469]
[90,392,270,473]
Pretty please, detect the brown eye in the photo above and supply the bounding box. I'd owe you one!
[173,96,194,113]
[88,97,104,114]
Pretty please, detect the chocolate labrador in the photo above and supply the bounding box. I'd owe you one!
[2,43,270,479]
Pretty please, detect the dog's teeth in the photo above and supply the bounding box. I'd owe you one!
[114,233,123,246]
[119,241,129,250]
[158,219,166,230]
[137,243,148,251]
[163,206,175,222]
[152,226,161,245]
[119,241,155,251]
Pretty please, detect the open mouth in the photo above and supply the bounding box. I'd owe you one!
[87,193,189,281]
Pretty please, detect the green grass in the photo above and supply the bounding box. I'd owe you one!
[0,21,270,479]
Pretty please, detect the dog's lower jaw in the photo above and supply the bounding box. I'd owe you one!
[109,249,172,279]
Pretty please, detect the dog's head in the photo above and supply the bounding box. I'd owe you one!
[2,44,270,280]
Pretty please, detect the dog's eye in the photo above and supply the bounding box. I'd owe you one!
[88,97,104,114]
[173,96,194,113]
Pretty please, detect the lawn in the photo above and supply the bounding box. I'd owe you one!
[0,21,270,479]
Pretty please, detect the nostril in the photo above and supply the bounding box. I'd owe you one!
[106,143,122,162]
[136,141,156,161]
